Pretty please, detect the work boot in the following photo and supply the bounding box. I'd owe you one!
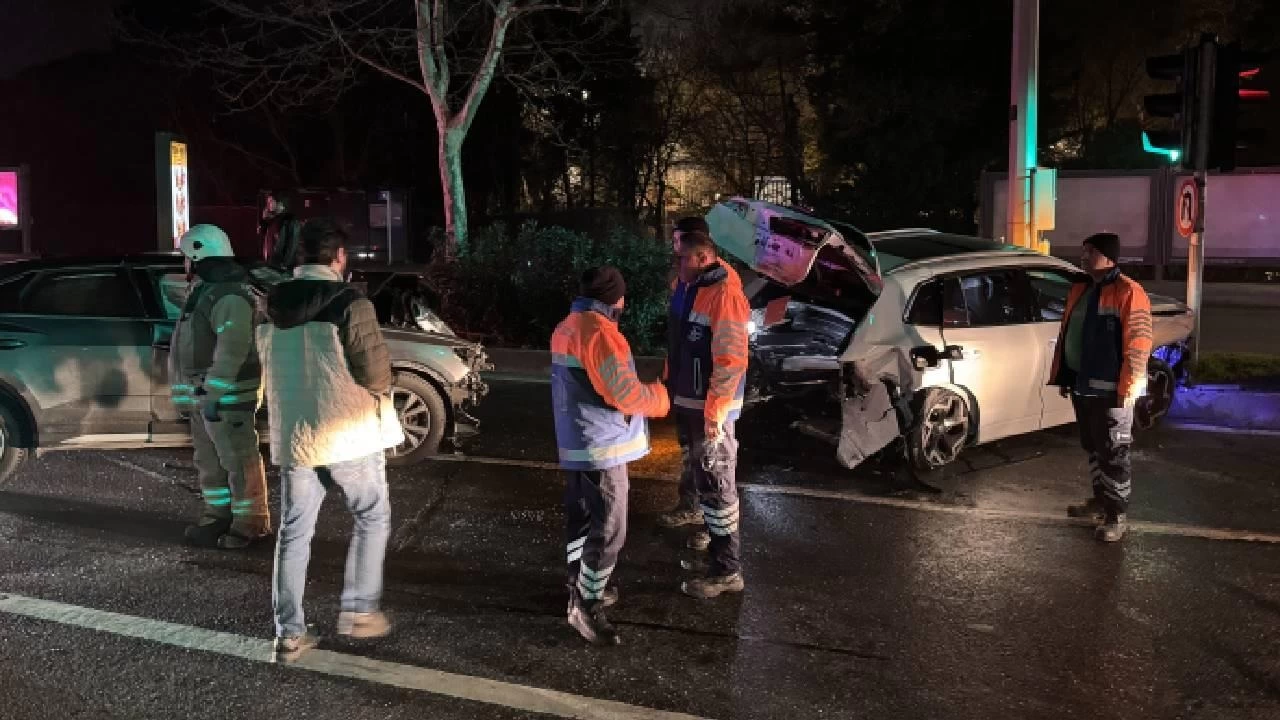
[216,528,273,550]
[657,506,704,528]
[337,611,392,639]
[183,518,231,548]
[567,599,620,646]
[686,530,711,551]
[681,572,745,599]
[1095,514,1128,543]
[1066,497,1106,521]
[273,629,320,664]
[601,586,619,609]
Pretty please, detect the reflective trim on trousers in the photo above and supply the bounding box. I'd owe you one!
[566,535,586,564]
[701,502,740,536]
[576,563,614,601]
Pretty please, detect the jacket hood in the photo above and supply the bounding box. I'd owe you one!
[265,265,351,329]
[193,257,248,284]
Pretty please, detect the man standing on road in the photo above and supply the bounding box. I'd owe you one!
[260,191,302,272]
[173,225,272,550]
[1050,232,1153,542]
[257,217,403,662]
[661,220,751,598]
[552,266,670,645]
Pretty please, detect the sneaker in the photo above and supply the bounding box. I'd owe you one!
[1095,514,1128,543]
[216,529,273,551]
[657,507,704,528]
[681,572,745,599]
[273,630,319,663]
[183,518,231,548]
[1067,497,1106,520]
[686,530,711,551]
[336,611,392,639]
[600,586,619,609]
[567,600,620,646]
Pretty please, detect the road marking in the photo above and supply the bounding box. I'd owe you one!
[432,454,1280,545]
[0,592,708,720]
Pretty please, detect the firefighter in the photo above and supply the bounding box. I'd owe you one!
[552,266,670,645]
[1050,232,1153,542]
[173,225,272,550]
[664,221,751,599]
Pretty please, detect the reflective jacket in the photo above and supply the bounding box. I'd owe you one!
[1050,267,1153,403]
[666,261,750,425]
[551,298,670,471]
[169,259,262,413]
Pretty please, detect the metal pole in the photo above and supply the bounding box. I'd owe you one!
[1187,39,1216,364]
[1006,0,1040,249]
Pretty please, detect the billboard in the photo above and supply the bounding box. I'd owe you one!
[170,140,189,246]
[0,169,18,228]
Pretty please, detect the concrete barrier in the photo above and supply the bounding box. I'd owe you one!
[1168,384,1280,432]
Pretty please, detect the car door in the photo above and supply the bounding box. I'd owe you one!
[938,268,1043,444]
[1025,265,1081,429]
[0,266,153,442]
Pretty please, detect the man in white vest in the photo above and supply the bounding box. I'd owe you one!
[256,217,403,663]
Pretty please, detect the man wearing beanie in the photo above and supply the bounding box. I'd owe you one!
[551,266,670,645]
[1049,232,1153,542]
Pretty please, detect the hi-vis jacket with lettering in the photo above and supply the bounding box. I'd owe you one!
[1050,267,1153,403]
[551,298,671,471]
[666,261,751,425]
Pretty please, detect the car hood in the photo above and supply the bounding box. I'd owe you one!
[705,198,883,308]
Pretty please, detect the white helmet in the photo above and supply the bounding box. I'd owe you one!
[179,224,234,262]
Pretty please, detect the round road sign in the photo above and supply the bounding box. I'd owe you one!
[1176,179,1197,238]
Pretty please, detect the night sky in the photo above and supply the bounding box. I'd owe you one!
[0,0,115,79]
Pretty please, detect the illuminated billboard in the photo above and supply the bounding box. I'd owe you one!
[0,170,18,228]
[170,141,189,246]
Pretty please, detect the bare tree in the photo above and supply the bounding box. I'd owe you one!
[125,0,611,256]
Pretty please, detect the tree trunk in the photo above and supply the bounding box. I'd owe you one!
[439,128,467,259]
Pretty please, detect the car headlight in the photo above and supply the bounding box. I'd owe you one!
[414,306,456,336]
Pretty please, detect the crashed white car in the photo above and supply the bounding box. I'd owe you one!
[707,199,1195,471]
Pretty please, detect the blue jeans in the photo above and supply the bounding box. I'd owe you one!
[272,451,391,638]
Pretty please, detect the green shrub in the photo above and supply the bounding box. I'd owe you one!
[1190,352,1280,385]
[445,222,672,354]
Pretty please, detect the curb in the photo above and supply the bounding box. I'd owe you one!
[1167,384,1280,432]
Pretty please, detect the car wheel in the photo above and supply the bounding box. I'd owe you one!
[387,372,448,466]
[908,388,971,471]
[0,400,31,486]
[1135,358,1177,431]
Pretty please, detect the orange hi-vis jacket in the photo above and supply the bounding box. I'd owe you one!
[551,298,670,471]
[665,261,751,426]
[1049,267,1153,403]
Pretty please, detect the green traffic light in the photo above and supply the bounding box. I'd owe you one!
[1142,130,1182,163]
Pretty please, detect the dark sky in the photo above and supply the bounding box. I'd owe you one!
[0,0,116,79]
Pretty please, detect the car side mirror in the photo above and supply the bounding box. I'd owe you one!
[945,345,964,361]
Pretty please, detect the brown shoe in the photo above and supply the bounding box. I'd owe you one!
[681,573,745,599]
[658,508,704,528]
[337,611,392,639]
[1095,514,1128,543]
[686,530,711,551]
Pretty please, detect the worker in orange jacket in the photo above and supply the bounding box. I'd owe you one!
[1050,233,1153,542]
[660,218,751,599]
[551,266,670,645]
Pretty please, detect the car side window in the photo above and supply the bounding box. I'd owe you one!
[906,279,943,326]
[1026,268,1077,322]
[22,269,145,319]
[953,269,1034,327]
[0,272,33,313]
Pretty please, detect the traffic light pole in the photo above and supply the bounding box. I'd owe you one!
[1006,0,1039,250]
[1186,39,1216,365]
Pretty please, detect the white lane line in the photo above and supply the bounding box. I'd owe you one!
[0,592,709,720]
[432,454,1280,545]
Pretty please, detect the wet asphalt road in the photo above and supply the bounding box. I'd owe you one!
[1,379,1278,720]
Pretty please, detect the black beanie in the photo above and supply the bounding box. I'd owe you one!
[1083,232,1121,264]
[675,216,710,235]
[580,265,626,306]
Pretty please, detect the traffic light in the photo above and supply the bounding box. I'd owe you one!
[1209,42,1271,172]
[1143,47,1199,164]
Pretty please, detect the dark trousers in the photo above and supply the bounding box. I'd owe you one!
[564,465,629,605]
[1071,394,1134,515]
[676,413,742,576]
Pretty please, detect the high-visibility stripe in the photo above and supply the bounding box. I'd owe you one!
[567,548,583,563]
[551,352,582,368]
[557,434,649,464]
